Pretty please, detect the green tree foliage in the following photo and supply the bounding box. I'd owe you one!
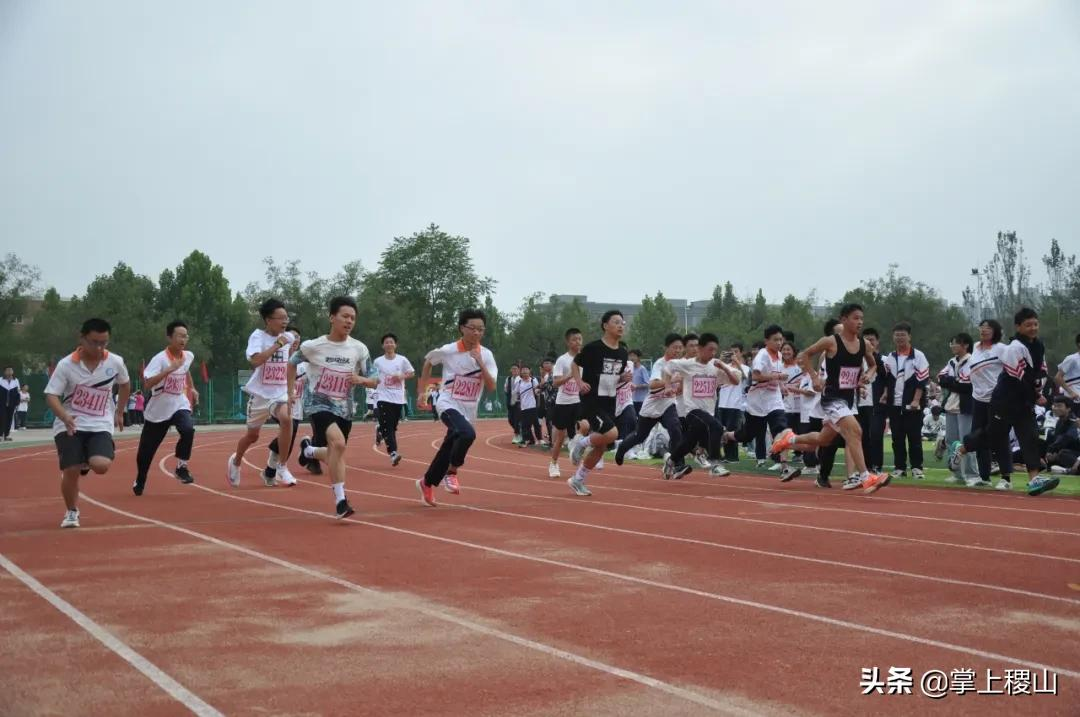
[73,263,162,376]
[0,253,41,363]
[21,287,72,370]
[627,292,677,359]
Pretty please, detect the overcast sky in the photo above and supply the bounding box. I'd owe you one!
[2,1,1078,311]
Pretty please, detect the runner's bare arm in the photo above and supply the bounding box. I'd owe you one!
[249,334,290,368]
[796,336,833,383]
[143,357,185,391]
[45,393,76,435]
[862,341,878,385]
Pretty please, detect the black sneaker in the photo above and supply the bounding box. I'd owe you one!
[175,466,195,484]
[614,441,629,466]
[672,464,693,480]
[335,499,355,519]
[815,476,832,489]
[298,437,312,468]
[308,460,323,475]
[132,479,145,496]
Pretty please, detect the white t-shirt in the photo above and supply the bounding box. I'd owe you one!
[44,350,131,436]
[244,330,296,401]
[639,356,676,419]
[143,349,194,423]
[667,358,734,415]
[746,349,785,416]
[782,364,803,414]
[858,359,875,408]
[517,377,539,410]
[1058,353,1080,396]
[554,353,581,405]
[427,341,498,423]
[374,354,414,405]
[290,335,371,420]
[18,389,29,412]
[799,374,820,424]
[968,342,1007,403]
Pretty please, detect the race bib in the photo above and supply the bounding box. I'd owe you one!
[839,366,861,390]
[71,384,110,417]
[163,373,187,395]
[384,374,402,388]
[562,379,579,395]
[451,375,482,402]
[615,382,633,412]
[315,368,352,399]
[263,361,287,386]
[692,375,717,398]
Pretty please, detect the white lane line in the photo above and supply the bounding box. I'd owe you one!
[363,447,1080,565]
[312,470,1080,606]
[471,436,1080,536]
[87,476,748,716]
[0,552,223,717]
[167,475,1080,681]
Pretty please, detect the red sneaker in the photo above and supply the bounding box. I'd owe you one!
[444,473,460,494]
[769,429,797,455]
[416,479,437,507]
[862,472,892,495]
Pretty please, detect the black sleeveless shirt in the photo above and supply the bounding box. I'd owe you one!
[822,334,865,405]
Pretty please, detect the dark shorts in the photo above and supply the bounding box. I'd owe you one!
[310,412,353,446]
[580,405,617,436]
[551,403,580,431]
[54,431,115,470]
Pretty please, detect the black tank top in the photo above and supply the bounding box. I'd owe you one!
[822,334,865,405]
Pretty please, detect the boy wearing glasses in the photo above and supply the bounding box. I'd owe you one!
[416,309,498,506]
[44,318,131,528]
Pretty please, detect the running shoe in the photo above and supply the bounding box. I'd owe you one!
[769,429,796,455]
[277,465,297,486]
[261,467,277,487]
[995,479,1013,491]
[694,453,712,469]
[335,499,355,519]
[444,473,461,494]
[1027,475,1060,496]
[862,472,892,495]
[841,474,862,491]
[803,466,819,476]
[614,440,630,466]
[911,468,925,480]
[965,477,991,488]
[175,466,195,484]
[662,456,673,480]
[308,459,323,475]
[671,464,693,480]
[416,479,437,507]
[226,454,241,487]
[391,452,402,467]
[567,475,592,496]
[946,441,963,472]
[548,462,561,479]
[710,464,731,477]
[60,509,80,529]
[890,469,906,479]
[132,480,144,496]
[779,466,802,483]
[815,476,832,489]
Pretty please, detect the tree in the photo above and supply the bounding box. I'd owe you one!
[628,292,678,359]
[0,253,41,360]
[1038,239,1080,363]
[965,231,1035,323]
[157,251,250,373]
[367,223,496,357]
[243,258,330,341]
[74,263,162,377]
[20,287,73,371]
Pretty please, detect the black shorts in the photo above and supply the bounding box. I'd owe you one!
[551,403,580,431]
[54,431,115,470]
[580,405,617,436]
[310,412,353,446]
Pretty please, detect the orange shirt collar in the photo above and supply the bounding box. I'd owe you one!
[71,347,109,362]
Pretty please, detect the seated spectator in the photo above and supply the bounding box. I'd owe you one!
[922,405,946,441]
[1046,396,1080,474]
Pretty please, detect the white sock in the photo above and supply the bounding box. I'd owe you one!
[304,445,316,459]
[332,482,346,502]
[267,452,279,469]
[575,465,590,481]
[176,459,187,468]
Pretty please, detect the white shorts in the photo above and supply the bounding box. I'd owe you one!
[246,395,289,429]
[821,399,857,428]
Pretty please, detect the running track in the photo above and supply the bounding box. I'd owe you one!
[1,421,1077,716]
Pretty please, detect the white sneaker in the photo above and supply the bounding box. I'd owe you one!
[890,469,906,479]
[226,454,241,487]
[995,479,1013,491]
[803,466,819,476]
[548,462,561,479]
[568,475,591,496]
[943,475,962,484]
[595,457,605,471]
[276,465,297,486]
[966,478,992,488]
[911,468,925,480]
[767,462,783,472]
[710,464,731,477]
[1050,465,1068,475]
[60,509,80,528]
[755,460,767,468]
[695,454,713,469]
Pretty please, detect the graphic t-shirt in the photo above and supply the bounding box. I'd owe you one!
[573,339,629,415]
[290,335,371,420]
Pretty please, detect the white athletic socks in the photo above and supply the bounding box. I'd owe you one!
[176,459,188,469]
[303,445,316,459]
[267,452,280,469]
[332,482,346,502]
[575,465,590,481]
